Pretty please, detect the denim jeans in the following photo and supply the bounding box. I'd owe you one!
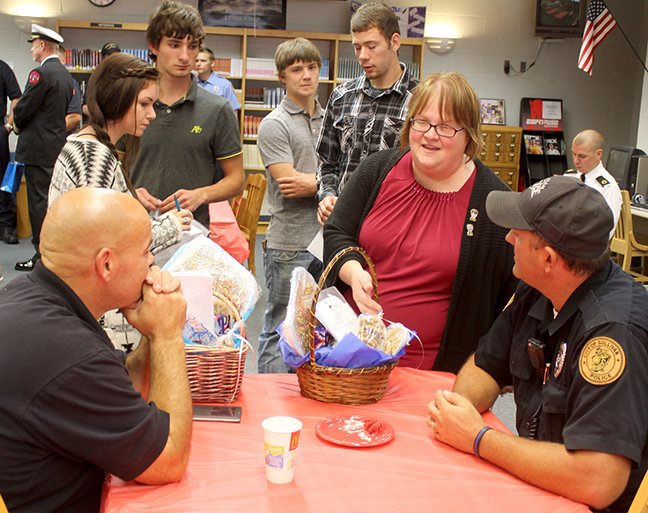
[257,248,322,373]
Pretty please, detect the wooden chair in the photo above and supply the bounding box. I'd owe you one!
[231,173,267,276]
[629,469,648,513]
[610,190,648,283]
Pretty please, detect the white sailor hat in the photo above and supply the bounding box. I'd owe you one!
[28,24,64,44]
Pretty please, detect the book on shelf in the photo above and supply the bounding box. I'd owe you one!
[64,48,152,71]
[245,58,276,78]
[336,59,420,81]
[244,87,285,109]
[212,58,243,77]
[243,143,264,169]
[243,115,266,138]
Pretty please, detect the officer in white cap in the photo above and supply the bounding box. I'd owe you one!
[12,23,75,272]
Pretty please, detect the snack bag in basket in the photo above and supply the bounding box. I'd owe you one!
[314,287,359,343]
[163,235,261,320]
[280,267,317,356]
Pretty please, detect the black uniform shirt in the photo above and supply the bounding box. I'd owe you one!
[0,59,22,119]
[475,261,648,511]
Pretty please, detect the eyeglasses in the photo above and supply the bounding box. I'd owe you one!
[410,118,465,138]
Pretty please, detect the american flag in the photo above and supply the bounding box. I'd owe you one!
[578,0,617,75]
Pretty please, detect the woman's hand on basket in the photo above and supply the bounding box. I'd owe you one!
[338,262,379,315]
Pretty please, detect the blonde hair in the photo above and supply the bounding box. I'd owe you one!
[400,72,483,161]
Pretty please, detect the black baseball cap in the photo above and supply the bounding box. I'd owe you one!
[486,176,614,259]
[101,42,121,57]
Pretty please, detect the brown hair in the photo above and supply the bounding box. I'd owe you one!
[86,53,160,194]
[350,2,400,43]
[400,72,483,161]
[199,47,215,62]
[146,0,205,62]
[274,38,322,77]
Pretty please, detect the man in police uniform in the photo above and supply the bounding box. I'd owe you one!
[427,176,648,512]
[566,129,622,239]
[0,59,22,247]
[12,24,74,271]
[194,48,240,113]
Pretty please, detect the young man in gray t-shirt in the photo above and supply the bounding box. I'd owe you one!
[256,38,324,373]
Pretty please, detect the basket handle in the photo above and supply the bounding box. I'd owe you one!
[307,247,378,366]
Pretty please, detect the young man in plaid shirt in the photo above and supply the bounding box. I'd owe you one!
[316,2,419,224]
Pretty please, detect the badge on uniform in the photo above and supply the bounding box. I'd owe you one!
[554,342,567,378]
[213,86,220,94]
[596,176,610,187]
[469,209,478,222]
[29,71,40,84]
[578,336,626,385]
[466,224,474,237]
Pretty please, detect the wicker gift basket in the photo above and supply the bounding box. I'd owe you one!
[185,291,248,403]
[296,247,398,405]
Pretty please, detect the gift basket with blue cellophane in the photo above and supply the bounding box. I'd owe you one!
[163,235,261,403]
[278,247,415,405]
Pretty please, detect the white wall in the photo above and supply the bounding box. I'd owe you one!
[1,0,647,160]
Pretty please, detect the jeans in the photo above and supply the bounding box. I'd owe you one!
[257,248,322,374]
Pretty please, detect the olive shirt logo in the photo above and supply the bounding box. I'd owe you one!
[579,337,626,385]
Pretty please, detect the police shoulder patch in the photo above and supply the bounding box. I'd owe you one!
[29,71,40,84]
[579,337,625,385]
[596,176,610,187]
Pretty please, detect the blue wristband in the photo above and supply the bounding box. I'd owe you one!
[473,426,492,459]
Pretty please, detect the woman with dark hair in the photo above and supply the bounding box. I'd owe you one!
[49,52,193,254]
[324,72,517,373]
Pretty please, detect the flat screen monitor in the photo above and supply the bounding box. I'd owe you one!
[606,145,647,193]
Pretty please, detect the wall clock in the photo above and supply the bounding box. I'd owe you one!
[88,0,116,6]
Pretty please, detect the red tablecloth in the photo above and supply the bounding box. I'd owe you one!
[101,368,589,513]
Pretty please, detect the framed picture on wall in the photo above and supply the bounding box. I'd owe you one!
[199,0,287,30]
[480,99,506,125]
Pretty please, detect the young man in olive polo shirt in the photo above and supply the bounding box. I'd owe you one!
[131,0,245,229]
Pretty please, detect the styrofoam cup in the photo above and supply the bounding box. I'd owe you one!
[262,416,302,484]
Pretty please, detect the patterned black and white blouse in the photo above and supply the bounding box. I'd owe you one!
[49,136,182,254]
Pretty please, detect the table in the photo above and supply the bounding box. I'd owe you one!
[100,369,589,513]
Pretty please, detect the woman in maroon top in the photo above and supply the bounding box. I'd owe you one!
[324,72,517,372]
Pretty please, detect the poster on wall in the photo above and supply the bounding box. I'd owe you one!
[519,97,564,131]
[480,99,506,125]
[199,0,287,30]
[350,1,426,38]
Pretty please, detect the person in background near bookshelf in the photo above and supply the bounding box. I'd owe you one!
[316,1,419,225]
[48,52,193,254]
[11,24,75,272]
[256,38,325,373]
[57,45,83,135]
[324,72,517,372]
[0,187,192,513]
[0,58,22,251]
[194,47,241,114]
[428,176,648,512]
[565,129,621,238]
[82,42,121,118]
[131,0,245,230]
